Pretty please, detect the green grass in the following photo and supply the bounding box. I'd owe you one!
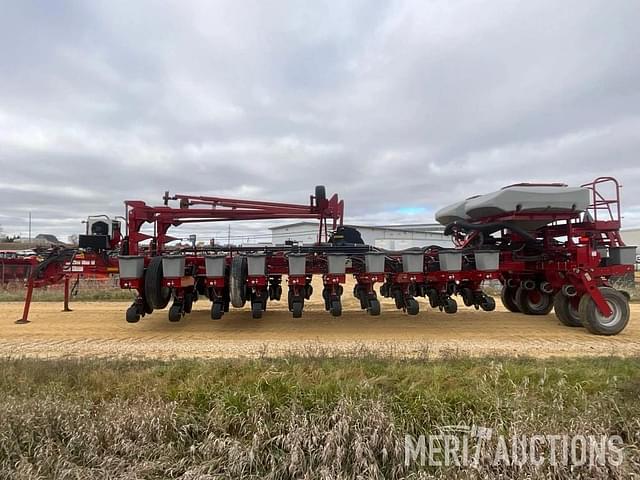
[0,287,133,302]
[0,356,639,479]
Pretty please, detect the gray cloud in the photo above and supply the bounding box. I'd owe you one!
[1,0,639,242]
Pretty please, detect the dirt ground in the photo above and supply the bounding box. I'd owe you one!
[1,278,638,359]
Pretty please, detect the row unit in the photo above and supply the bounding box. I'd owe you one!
[118,250,501,280]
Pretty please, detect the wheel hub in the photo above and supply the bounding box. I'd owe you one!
[595,300,621,327]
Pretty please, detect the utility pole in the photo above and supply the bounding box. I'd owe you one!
[227,224,231,246]
[28,212,31,243]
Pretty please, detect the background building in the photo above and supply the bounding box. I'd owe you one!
[621,228,640,255]
[270,222,453,249]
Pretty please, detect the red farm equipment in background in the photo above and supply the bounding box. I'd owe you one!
[8,178,636,335]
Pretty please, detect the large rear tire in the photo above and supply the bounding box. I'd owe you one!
[553,294,582,327]
[500,286,521,313]
[578,287,629,335]
[229,256,247,308]
[144,257,171,310]
[515,286,553,315]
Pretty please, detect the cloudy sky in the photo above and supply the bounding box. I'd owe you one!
[1,0,639,242]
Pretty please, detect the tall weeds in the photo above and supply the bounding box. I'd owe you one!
[0,356,638,479]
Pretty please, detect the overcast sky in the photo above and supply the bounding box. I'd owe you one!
[1,0,639,242]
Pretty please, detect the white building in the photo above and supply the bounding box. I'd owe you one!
[621,228,640,254]
[270,222,453,249]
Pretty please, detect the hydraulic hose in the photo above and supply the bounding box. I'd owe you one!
[444,221,537,244]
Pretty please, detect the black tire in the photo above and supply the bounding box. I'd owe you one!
[394,294,404,310]
[353,285,361,299]
[184,293,194,314]
[427,290,439,308]
[460,288,474,307]
[168,304,182,322]
[211,302,223,320]
[500,286,521,313]
[330,300,342,317]
[292,301,303,318]
[406,298,419,315]
[229,256,247,308]
[578,287,629,335]
[145,257,171,309]
[315,185,326,206]
[479,296,495,312]
[142,297,154,315]
[553,294,582,327]
[368,298,381,316]
[126,306,140,323]
[515,287,553,315]
[443,298,457,314]
[251,302,263,319]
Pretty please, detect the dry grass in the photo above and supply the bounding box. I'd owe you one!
[0,355,638,479]
[0,278,133,302]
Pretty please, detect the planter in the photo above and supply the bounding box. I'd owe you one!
[365,252,385,274]
[438,250,463,272]
[162,255,186,278]
[288,253,307,276]
[118,256,145,279]
[474,250,499,271]
[205,255,226,278]
[247,253,267,276]
[327,254,347,275]
[401,251,424,273]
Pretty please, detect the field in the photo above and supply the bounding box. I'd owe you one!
[1,277,639,359]
[1,356,639,479]
[2,279,639,478]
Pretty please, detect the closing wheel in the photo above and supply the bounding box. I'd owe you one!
[406,297,419,316]
[126,306,140,323]
[229,256,248,308]
[184,293,194,314]
[142,296,154,315]
[444,297,457,314]
[460,288,474,307]
[500,285,521,313]
[211,302,223,320]
[479,296,495,312]
[353,285,361,299]
[553,294,582,327]
[168,304,182,322]
[368,298,381,316]
[292,301,303,318]
[330,299,342,317]
[145,257,171,310]
[578,287,629,335]
[515,286,553,315]
[251,302,263,319]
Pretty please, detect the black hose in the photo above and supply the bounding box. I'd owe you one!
[444,221,537,243]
